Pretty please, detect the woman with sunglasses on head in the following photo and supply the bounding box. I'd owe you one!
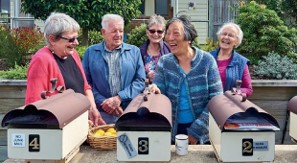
[139,14,170,82]
[25,12,106,126]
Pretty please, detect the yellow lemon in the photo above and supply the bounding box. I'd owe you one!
[104,131,115,136]
[95,129,105,136]
[107,128,117,134]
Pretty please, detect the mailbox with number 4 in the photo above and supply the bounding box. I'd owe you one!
[208,91,280,162]
[1,89,90,162]
[115,92,172,161]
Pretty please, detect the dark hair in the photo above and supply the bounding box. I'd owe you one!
[165,15,197,43]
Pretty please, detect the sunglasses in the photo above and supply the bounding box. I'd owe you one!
[59,36,78,43]
[148,29,164,35]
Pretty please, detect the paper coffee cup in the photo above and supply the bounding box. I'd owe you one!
[175,134,188,155]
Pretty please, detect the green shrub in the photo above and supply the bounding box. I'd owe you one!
[0,63,28,79]
[88,30,103,45]
[0,26,43,68]
[253,52,297,79]
[200,38,218,52]
[237,1,297,62]
[0,26,22,68]
[76,45,88,59]
[127,23,147,47]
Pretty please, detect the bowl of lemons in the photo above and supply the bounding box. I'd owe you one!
[87,124,117,150]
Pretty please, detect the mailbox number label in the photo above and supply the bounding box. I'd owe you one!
[138,137,149,155]
[242,138,253,156]
[29,134,40,152]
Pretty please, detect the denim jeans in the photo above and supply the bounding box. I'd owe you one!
[100,111,119,124]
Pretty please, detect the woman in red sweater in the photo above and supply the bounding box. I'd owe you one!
[25,12,105,126]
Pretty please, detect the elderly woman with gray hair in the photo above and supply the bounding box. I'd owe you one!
[150,15,223,144]
[139,14,170,82]
[25,12,106,126]
[210,22,253,97]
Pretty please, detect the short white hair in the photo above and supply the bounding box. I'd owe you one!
[101,14,124,29]
[216,22,243,48]
[44,12,80,45]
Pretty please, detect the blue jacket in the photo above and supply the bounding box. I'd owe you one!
[154,47,223,143]
[210,48,249,92]
[82,42,146,111]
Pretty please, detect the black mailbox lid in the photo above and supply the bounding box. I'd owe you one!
[1,89,90,129]
[288,96,297,114]
[116,93,172,131]
[208,91,280,131]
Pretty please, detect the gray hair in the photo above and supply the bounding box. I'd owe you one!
[147,14,166,30]
[216,22,243,48]
[165,15,197,43]
[101,14,124,29]
[44,12,80,45]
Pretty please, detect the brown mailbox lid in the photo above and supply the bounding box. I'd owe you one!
[116,93,172,131]
[288,96,297,114]
[208,91,279,131]
[1,89,90,129]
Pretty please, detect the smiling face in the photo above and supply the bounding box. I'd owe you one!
[219,25,239,50]
[165,21,190,56]
[101,20,124,51]
[146,23,165,44]
[49,30,79,58]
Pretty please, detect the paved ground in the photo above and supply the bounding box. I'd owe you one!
[0,146,8,162]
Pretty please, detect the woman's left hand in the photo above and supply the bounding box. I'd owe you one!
[89,106,106,126]
[188,135,198,145]
[147,70,155,82]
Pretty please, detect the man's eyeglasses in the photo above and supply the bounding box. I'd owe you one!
[59,36,78,43]
[148,29,164,35]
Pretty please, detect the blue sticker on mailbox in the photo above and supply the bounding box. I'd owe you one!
[253,141,268,151]
[118,133,137,158]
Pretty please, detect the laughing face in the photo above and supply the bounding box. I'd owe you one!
[165,21,190,56]
[52,30,79,59]
[146,24,165,44]
[219,26,239,50]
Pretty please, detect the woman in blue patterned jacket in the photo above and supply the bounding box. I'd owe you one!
[151,15,223,144]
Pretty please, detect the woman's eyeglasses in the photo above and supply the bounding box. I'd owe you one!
[59,36,78,43]
[148,29,164,35]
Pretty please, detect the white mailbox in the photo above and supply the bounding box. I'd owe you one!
[208,91,280,162]
[1,89,90,162]
[288,95,297,143]
[116,92,172,162]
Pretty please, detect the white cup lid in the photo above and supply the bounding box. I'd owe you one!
[175,134,188,140]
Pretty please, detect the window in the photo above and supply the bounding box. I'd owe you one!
[139,0,145,16]
[138,0,170,18]
[0,0,10,14]
[155,0,168,16]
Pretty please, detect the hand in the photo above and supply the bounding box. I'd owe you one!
[147,70,155,82]
[149,83,161,94]
[188,135,198,145]
[112,106,123,117]
[101,96,121,115]
[88,107,106,126]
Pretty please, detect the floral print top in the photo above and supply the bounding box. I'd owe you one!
[144,53,161,73]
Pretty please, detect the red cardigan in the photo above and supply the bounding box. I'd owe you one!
[25,46,91,104]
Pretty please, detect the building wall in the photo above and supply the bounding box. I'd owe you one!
[144,0,155,16]
[174,0,209,44]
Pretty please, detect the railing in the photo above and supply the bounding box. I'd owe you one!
[0,16,34,29]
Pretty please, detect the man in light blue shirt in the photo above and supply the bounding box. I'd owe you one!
[83,14,146,124]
